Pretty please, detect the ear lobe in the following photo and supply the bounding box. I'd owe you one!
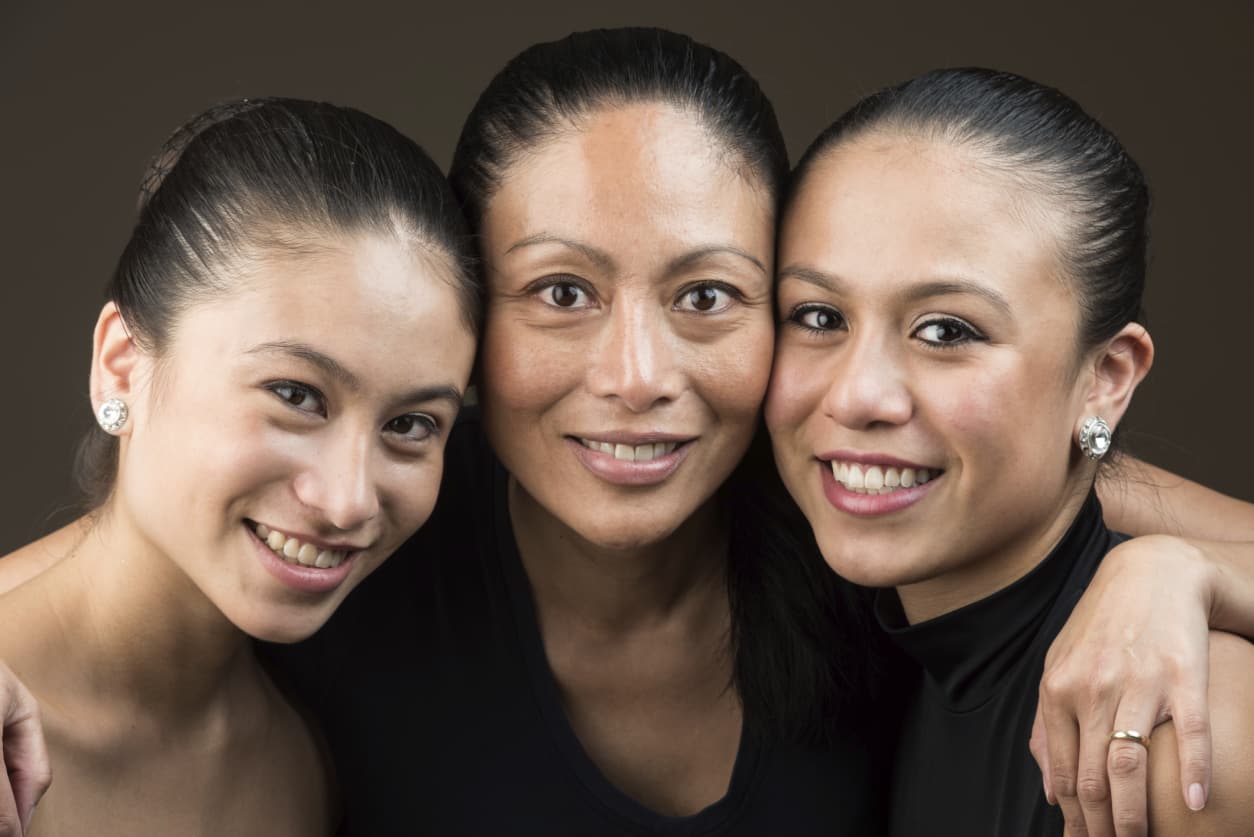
[1081,322,1154,432]
[89,302,141,428]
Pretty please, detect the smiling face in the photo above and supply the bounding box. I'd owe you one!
[110,233,476,641]
[766,134,1106,620]
[477,103,776,550]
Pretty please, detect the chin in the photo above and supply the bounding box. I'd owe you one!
[228,605,333,645]
[572,512,688,553]
[812,530,923,590]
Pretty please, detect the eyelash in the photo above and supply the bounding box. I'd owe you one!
[784,307,988,351]
[266,380,327,417]
[912,316,987,349]
[383,414,440,443]
[674,281,743,314]
[785,304,846,335]
[528,275,597,309]
[265,381,440,444]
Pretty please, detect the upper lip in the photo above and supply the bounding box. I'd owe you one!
[817,450,940,471]
[248,519,370,552]
[570,432,695,445]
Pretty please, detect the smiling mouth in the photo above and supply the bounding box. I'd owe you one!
[246,520,351,569]
[572,437,686,462]
[827,460,943,495]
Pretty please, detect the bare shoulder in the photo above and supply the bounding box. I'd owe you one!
[0,520,87,594]
[1148,631,1254,835]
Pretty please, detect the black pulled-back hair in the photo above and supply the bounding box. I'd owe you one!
[448,28,879,744]
[77,97,481,508]
[448,27,789,231]
[790,67,1150,352]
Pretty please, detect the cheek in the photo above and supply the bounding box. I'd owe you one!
[928,357,1076,473]
[696,317,774,419]
[479,316,582,417]
[764,342,826,443]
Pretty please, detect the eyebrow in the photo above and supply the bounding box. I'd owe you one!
[247,341,464,408]
[777,265,1012,317]
[505,233,615,273]
[666,246,767,277]
[507,233,766,279]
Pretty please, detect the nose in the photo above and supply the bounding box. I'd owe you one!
[822,328,913,431]
[585,294,684,412]
[293,429,381,532]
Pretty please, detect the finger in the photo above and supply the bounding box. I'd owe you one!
[3,709,50,834]
[0,668,50,835]
[1075,710,1117,837]
[1039,683,1089,836]
[0,747,22,837]
[1106,704,1154,837]
[1030,702,1055,804]
[1169,687,1211,811]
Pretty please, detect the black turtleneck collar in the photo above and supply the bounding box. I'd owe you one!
[874,493,1112,712]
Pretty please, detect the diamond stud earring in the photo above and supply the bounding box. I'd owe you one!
[97,398,129,433]
[1078,416,1112,460]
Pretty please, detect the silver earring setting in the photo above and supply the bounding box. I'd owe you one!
[97,398,129,433]
[1078,416,1112,460]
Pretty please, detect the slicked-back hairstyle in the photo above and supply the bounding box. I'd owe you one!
[790,68,1149,353]
[77,97,480,508]
[447,28,880,744]
[448,27,789,231]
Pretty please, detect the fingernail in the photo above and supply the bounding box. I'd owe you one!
[1043,776,1055,806]
[1187,782,1207,811]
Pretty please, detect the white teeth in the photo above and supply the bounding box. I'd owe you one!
[829,461,940,495]
[847,464,865,490]
[254,523,348,569]
[296,543,318,567]
[579,439,679,462]
[865,466,884,491]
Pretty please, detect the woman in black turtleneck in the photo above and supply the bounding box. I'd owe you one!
[767,68,1254,835]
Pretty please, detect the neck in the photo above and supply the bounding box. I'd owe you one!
[33,506,253,718]
[895,481,1093,625]
[508,477,729,637]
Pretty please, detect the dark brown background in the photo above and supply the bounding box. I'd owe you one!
[2,0,1250,554]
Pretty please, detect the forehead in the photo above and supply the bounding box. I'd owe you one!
[782,135,1069,300]
[481,102,774,266]
[170,234,472,381]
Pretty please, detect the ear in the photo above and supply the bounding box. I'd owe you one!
[1078,322,1154,433]
[89,302,141,434]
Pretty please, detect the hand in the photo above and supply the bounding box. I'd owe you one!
[0,662,50,837]
[1030,535,1213,837]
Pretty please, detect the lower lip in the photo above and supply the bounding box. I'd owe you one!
[247,525,357,594]
[819,462,940,517]
[568,438,693,486]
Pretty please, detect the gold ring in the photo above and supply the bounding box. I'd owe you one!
[1110,729,1150,748]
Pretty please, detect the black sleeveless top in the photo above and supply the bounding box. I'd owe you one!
[261,415,889,835]
[877,494,1124,836]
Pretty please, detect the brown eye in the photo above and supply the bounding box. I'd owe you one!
[266,381,326,416]
[385,413,437,442]
[676,283,735,314]
[689,287,718,311]
[790,305,845,332]
[546,282,587,308]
